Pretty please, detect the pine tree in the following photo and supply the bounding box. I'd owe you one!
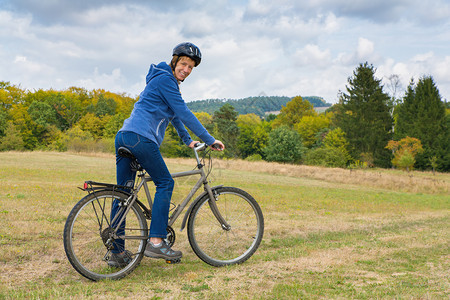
[334,62,393,167]
[212,103,240,158]
[395,76,447,170]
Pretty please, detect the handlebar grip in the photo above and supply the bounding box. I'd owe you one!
[211,143,221,150]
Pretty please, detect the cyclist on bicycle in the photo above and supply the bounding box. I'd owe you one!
[110,42,225,267]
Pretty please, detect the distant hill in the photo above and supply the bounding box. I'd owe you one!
[187,96,331,117]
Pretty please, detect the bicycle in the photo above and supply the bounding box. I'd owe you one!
[63,143,264,281]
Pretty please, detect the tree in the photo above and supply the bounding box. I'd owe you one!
[304,128,351,168]
[0,110,7,137]
[272,96,316,128]
[386,136,424,172]
[212,104,239,157]
[236,114,269,158]
[323,128,350,151]
[48,91,85,130]
[429,156,438,175]
[264,126,304,163]
[8,104,39,149]
[77,113,105,139]
[395,76,447,170]
[385,74,402,102]
[334,62,393,167]
[194,112,213,133]
[160,124,192,158]
[0,81,26,110]
[0,123,25,151]
[95,94,117,117]
[103,113,127,138]
[27,101,58,127]
[294,114,331,148]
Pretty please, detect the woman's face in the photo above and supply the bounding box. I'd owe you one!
[173,57,195,81]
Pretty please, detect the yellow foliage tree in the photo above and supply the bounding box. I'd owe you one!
[385,137,424,171]
[272,96,316,128]
[294,114,330,147]
[194,111,213,126]
[237,113,261,127]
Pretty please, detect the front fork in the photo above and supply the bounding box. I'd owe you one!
[204,184,231,231]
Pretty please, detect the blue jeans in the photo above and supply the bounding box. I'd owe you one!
[111,131,175,252]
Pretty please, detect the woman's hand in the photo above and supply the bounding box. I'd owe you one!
[189,141,200,148]
[210,140,225,151]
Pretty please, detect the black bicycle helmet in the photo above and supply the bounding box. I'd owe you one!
[172,42,202,67]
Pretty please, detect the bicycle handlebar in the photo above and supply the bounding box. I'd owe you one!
[194,142,222,152]
[194,143,207,152]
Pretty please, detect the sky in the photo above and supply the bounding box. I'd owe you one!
[1,0,449,104]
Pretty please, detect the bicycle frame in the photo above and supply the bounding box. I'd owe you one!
[109,143,230,241]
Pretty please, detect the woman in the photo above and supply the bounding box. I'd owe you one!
[109,42,224,267]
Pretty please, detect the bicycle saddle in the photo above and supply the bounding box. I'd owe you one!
[118,147,143,172]
[118,147,135,159]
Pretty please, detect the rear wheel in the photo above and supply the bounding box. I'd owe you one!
[63,190,148,281]
[187,187,264,266]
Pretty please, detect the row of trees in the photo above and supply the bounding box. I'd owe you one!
[1,62,449,171]
[334,63,448,171]
[0,84,135,152]
[186,95,331,117]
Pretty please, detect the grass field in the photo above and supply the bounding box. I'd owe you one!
[0,151,449,299]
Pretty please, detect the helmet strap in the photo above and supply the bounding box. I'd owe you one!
[170,56,185,83]
[170,56,180,71]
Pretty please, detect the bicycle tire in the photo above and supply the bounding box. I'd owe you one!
[187,186,264,266]
[63,190,148,281]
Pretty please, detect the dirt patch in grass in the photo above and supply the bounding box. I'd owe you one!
[0,248,66,286]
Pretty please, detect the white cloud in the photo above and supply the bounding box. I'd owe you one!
[412,52,434,63]
[294,44,331,68]
[14,55,27,63]
[76,68,126,93]
[377,52,450,100]
[246,0,272,16]
[356,38,375,60]
[0,0,449,103]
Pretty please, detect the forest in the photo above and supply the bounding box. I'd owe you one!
[186,95,331,117]
[0,62,449,171]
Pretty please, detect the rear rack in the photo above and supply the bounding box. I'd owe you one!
[79,180,133,193]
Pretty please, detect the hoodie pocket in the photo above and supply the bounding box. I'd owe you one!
[156,118,165,137]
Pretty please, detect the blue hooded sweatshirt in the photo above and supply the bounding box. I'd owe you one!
[119,62,215,147]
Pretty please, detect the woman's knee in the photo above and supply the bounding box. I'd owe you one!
[155,176,174,191]
[165,177,175,192]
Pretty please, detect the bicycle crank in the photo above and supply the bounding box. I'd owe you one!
[165,226,176,247]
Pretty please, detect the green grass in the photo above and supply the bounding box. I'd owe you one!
[0,151,449,299]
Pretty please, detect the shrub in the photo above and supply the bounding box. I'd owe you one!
[245,154,263,161]
[0,123,25,151]
[264,126,304,163]
[304,147,349,168]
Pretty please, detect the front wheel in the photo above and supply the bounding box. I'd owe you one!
[187,187,264,266]
[63,190,148,281]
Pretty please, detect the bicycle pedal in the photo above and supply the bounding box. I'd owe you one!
[165,258,181,264]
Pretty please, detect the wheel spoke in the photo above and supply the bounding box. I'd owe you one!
[187,187,264,266]
[63,191,148,281]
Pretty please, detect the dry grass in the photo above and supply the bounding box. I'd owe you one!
[0,151,449,299]
[194,158,449,194]
[62,152,450,194]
